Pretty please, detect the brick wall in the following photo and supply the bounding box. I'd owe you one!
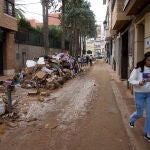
[3,32,15,75]
[0,1,17,75]
[0,1,17,31]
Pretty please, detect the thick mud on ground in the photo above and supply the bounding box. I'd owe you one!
[0,67,98,150]
[0,60,150,150]
[17,71,96,124]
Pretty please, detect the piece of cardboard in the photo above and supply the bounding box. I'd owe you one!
[34,71,47,79]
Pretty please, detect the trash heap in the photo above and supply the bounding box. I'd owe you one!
[0,83,7,115]
[0,53,81,116]
[13,53,80,91]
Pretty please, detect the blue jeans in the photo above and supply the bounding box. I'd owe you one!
[130,92,150,135]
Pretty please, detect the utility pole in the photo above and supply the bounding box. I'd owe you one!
[41,0,49,55]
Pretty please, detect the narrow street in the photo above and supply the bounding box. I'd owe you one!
[0,60,150,150]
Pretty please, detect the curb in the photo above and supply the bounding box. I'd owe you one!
[111,80,141,150]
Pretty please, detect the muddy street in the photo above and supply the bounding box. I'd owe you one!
[0,60,149,150]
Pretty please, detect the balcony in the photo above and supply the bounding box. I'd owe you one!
[123,0,150,15]
[103,19,116,40]
[111,0,131,31]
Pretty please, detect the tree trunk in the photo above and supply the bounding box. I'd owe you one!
[76,29,80,57]
[83,35,86,55]
[61,0,66,51]
[42,0,49,55]
[79,31,82,56]
[69,33,73,56]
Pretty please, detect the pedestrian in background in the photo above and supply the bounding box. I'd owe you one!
[78,56,81,67]
[128,51,150,142]
[89,55,93,66]
[86,55,89,66]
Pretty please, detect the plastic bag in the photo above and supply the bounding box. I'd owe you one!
[26,60,37,67]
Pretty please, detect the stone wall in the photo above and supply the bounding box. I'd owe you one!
[14,43,63,70]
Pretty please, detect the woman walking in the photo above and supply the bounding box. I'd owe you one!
[128,51,150,142]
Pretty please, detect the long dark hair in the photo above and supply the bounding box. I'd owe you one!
[135,51,150,72]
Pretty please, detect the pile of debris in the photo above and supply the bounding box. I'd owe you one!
[13,53,80,91]
[0,84,7,116]
[0,53,82,117]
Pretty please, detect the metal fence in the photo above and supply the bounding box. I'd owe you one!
[15,30,69,50]
[15,31,44,46]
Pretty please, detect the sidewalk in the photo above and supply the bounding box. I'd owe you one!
[107,64,150,150]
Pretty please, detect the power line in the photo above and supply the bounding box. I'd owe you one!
[24,10,59,18]
[24,11,42,16]
[24,10,60,20]
[15,2,41,6]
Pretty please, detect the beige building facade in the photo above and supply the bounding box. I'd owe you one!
[134,12,150,66]
[86,25,102,56]
[103,0,150,81]
[86,38,95,56]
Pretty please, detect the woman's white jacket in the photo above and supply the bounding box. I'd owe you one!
[128,66,150,92]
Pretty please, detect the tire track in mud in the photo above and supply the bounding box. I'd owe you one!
[55,75,96,124]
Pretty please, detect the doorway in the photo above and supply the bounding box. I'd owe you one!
[0,41,3,75]
[22,52,26,67]
[121,31,128,79]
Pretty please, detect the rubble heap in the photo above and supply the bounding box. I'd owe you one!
[0,53,82,117]
[13,53,80,90]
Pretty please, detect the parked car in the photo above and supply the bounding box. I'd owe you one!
[96,54,102,59]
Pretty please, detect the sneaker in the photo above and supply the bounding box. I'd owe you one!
[129,122,134,128]
[144,135,150,142]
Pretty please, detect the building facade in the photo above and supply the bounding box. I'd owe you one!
[85,25,103,57]
[28,13,61,27]
[124,0,150,66]
[103,0,150,83]
[86,38,95,56]
[0,0,17,75]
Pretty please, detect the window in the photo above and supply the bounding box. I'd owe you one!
[111,0,116,12]
[3,0,15,17]
[0,28,4,42]
[103,0,106,5]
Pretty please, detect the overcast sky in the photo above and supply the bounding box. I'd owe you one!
[16,0,106,24]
